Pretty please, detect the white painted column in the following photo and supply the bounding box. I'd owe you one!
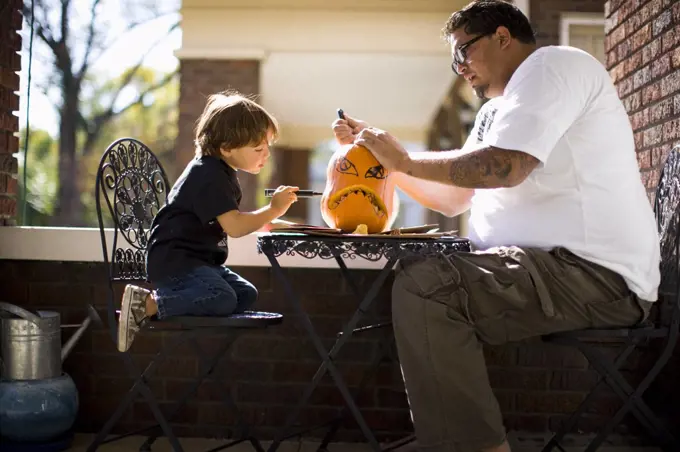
[514,0,530,19]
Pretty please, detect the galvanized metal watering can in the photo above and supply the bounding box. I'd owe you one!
[0,302,102,380]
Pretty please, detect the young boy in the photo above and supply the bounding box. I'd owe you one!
[117,91,298,352]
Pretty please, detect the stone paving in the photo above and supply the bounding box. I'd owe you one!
[68,433,663,451]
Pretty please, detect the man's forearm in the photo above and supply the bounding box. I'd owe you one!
[401,146,539,189]
[391,171,473,218]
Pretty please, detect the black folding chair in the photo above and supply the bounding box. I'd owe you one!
[88,137,283,452]
[541,146,680,452]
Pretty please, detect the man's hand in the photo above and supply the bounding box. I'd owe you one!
[355,128,410,172]
[332,113,370,145]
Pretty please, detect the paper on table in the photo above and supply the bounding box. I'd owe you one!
[378,224,441,235]
[267,219,343,233]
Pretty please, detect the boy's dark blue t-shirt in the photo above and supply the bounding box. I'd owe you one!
[146,155,241,283]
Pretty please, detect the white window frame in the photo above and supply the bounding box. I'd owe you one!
[559,12,606,47]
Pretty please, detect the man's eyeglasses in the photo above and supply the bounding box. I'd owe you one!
[451,34,488,75]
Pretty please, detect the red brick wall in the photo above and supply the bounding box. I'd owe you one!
[0,259,653,440]
[605,0,680,428]
[605,0,680,198]
[0,0,22,225]
[177,59,261,211]
[530,0,606,47]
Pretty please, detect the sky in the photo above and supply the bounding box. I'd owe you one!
[16,0,182,138]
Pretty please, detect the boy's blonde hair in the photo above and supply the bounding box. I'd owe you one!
[194,90,279,158]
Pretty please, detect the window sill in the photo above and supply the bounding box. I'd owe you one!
[0,226,388,269]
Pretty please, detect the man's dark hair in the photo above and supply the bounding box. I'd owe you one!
[443,0,536,44]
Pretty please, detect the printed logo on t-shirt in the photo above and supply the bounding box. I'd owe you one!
[476,105,497,143]
[206,219,228,249]
[218,233,228,248]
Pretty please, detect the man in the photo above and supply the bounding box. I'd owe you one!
[331,1,660,451]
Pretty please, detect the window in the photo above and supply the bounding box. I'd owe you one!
[560,13,606,65]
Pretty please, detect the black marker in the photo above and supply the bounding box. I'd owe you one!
[264,189,322,198]
[337,108,345,120]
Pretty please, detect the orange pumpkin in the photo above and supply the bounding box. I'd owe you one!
[320,144,399,234]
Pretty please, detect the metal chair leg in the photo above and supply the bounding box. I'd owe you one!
[543,334,678,452]
[88,333,186,452]
[541,338,639,452]
[203,346,266,452]
[578,342,677,451]
[138,330,266,452]
[139,332,238,451]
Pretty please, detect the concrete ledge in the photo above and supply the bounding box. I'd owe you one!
[0,226,389,269]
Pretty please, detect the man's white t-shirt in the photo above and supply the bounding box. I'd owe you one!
[465,45,660,302]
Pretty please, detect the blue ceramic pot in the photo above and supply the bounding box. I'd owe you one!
[0,373,78,442]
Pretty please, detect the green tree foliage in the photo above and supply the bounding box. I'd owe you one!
[17,66,178,227]
[21,0,179,226]
[16,129,58,226]
[79,67,179,227]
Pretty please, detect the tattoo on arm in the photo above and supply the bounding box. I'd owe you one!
[446,147,539,188]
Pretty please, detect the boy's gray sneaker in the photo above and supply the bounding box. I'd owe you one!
[118,284,150,352]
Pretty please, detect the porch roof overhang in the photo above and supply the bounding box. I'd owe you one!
[177,0,471,149]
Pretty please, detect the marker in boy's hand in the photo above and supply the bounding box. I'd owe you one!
[269,185,299,215]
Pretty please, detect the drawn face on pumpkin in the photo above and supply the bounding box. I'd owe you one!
[320,144,398,234]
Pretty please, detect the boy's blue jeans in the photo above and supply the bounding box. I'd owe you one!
[153,265,257,319]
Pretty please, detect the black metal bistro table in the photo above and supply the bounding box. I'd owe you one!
[256,232,471,451]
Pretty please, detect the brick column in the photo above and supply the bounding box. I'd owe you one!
[605,0,680,198]
[268,146,311,222]
[0,0,22,226]
[176,59,261,211]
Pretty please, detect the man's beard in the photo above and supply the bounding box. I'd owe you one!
[473,84,489,100]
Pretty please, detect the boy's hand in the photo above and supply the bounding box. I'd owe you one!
[269,185,299,215]
[332,113,370,145]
